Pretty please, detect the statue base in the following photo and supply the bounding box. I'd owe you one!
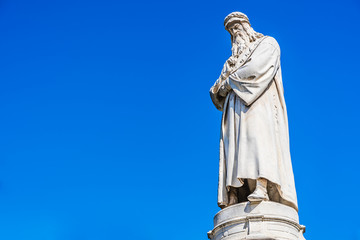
[207,201,306,240]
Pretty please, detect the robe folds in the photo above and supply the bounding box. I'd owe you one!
[210,36,298,211]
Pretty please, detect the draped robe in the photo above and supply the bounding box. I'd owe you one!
[210,36,298,211]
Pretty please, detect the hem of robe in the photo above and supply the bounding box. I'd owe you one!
[219,177,298,212]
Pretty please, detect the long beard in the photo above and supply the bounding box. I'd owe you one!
[231,34,248,57]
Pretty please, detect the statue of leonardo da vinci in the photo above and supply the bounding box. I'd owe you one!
[210,12,298,211]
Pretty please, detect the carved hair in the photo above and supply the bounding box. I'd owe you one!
[240,22,263,42]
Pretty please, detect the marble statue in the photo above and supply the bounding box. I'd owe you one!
[210,12,298,211]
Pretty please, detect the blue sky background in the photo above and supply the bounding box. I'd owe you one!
[1,0,360,239]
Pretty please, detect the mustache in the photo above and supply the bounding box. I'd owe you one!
[233,33,246,43]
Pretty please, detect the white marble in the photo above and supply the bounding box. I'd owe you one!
[207,202,306,240]
[210,12,298,211]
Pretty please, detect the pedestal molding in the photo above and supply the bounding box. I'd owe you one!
[208,202,306,240]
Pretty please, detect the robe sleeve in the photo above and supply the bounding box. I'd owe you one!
[229,38,280,106]
[210,78,229,111]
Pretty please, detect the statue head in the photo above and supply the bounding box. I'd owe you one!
[224,12,263,56]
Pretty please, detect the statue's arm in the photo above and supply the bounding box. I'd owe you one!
[210,78,228,111]
[210,61,233,111]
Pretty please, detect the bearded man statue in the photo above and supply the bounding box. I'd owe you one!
[210,12,298,211]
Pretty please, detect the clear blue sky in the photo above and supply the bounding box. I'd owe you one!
[0,0,359,239]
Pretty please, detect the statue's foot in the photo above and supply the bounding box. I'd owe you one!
[247,186,269,202]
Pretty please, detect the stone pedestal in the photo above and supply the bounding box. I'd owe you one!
[207,202,306,240]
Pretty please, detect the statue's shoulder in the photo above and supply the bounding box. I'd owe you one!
[260,36,280,53]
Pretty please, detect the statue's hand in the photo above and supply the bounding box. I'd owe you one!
[221,56,238,79]
[226,56,238,67]
[220,58,234,80]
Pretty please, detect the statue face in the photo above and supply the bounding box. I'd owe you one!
[229,23,244,37]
